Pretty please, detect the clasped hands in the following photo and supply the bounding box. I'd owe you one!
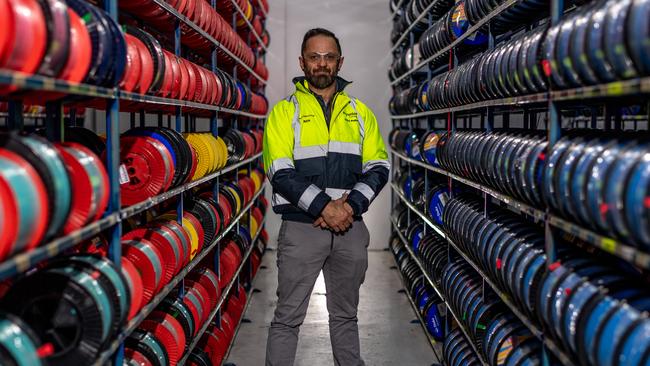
[313,193,354,233]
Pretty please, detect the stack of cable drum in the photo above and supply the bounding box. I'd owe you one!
[186,201,269,366]
[390,0,554,81]
[116,126,262,206]
[391,0,650,113]
[389,226,445,342]
[0,0,269,116]
[188,284,246,365]
[119,0,268,82]
[442,260,543,365]
[0,172,266,366]
[393,168,451,226]
[123,266,220,366]
[1,254,132,365]
[443,196,650,366]
[388,128,447,168]
[3,125,258,212]
[392,204,553,365]
[220,127,263,164]
[392,205,448,283]
[118,127,224,206]
[389,0,454,80]
[395,128,650,251]
[391,126,650,250]
[417,0,488,62]
[544,0,650,89]
[541,132,650,248]
[443,328,482,366]
[390,0,454,47]
[0,131,109,262]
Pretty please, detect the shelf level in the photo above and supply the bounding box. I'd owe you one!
[390,78,650,116]
[390,150,650,270]
[551,77,650,102]
[0,214,120,281]
[0,70,268,118]
[390,93,548,119]
[121,153,262,219]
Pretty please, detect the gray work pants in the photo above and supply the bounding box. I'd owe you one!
[265,220,370,366]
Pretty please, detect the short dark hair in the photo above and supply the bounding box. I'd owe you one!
[301,28,342,56]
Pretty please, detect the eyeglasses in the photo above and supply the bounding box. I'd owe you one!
[304,52,340,64]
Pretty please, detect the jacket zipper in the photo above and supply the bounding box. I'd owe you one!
[324,92,340,197]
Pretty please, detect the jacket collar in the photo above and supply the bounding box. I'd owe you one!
[292,76,352,96]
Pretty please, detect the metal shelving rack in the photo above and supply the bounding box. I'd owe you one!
[388,0,650,364]
[0,152,263,282]
[0,0,270,365]
[177,215,267,366]
[95,186,267,366]
[390,150,650,270]
[391,217,486,366]
[391,187,574,365]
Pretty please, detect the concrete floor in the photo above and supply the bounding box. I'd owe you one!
[225,248,441,366]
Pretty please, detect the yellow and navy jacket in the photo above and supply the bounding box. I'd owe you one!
[263,76,390,223]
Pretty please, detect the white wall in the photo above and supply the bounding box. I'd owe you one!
[264,0,393,250]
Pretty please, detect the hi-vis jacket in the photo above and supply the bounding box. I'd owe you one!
[263,76,390,223]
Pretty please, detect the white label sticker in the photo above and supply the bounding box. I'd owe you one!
[119,164,130,185]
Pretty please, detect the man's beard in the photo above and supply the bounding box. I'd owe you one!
[304,65,338,89]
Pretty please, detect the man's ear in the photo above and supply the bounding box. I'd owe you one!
[299,56,305,71]
[337,56,344,71]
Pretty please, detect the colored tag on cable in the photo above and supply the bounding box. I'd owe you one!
[549,261,561,271]
[496,258,502,270]
[600,203,609,216]
[542,59,552,77]
[37,343,54,358]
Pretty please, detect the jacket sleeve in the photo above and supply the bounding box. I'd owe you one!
[263,99,331,218]
[346,100,391,215]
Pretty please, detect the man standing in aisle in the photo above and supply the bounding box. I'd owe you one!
[262,28,390,366]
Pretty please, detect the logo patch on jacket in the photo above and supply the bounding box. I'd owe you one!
[343,112,358,122]
[300,114,314,123]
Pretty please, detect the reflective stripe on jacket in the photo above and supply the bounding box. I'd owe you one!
[263,77,390,223]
